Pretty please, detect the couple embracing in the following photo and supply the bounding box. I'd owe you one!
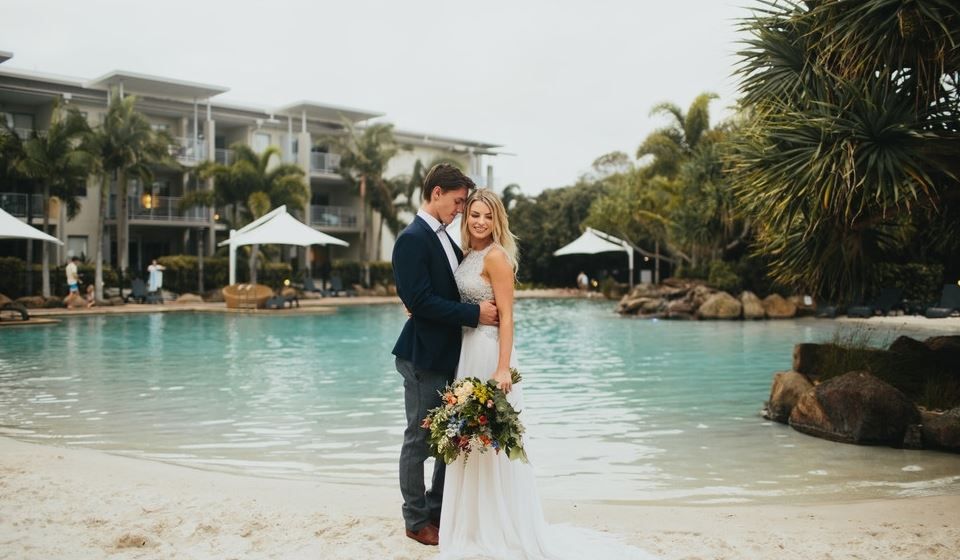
[392,164,656,559]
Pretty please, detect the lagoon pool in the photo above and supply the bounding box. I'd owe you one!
[1,299,958,505]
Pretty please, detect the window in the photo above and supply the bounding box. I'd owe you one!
[67,236,88,261]
[253,132,271,153]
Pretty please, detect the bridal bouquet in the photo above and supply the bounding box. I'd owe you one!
[422,368,528,464]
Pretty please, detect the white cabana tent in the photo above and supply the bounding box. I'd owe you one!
[0,207,63,245]
[553,227,634,289]
[218,205,349,285]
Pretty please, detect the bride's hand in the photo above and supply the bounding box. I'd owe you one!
[492,368,512,394]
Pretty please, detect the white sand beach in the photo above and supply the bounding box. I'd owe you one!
[1,436,957,560]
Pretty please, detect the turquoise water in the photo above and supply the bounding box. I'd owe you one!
[1,300,958,505]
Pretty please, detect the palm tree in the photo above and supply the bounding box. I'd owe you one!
[326,122,399,265]
[733,0,960,302]
[636,93,720,179]
[589,93,740,275]
[501,183,525,211]
[181,143,307,284]
[16,103,91,297]
[86,93,175,295]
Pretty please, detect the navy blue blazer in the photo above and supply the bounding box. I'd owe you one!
[392,215,480,377]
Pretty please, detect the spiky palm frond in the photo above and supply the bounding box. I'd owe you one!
[734,0,960,302]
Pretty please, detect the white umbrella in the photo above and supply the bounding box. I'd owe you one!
[553,227,634,289]
[218,205,349,285]
[0,207,63,245]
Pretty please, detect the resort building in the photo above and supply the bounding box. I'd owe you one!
[0,55,501,279]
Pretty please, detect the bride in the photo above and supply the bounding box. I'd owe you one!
[439,189,657,560]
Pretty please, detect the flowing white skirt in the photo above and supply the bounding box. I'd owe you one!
[438,326,658,560]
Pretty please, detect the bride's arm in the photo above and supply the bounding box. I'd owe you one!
[486,248,515,393]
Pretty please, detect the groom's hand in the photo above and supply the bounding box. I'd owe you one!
[478,300,499,326]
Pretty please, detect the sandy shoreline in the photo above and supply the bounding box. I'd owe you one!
[1,436,957,559]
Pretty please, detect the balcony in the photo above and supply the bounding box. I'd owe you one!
[0,192,45,219]
[214,148,235,165]
[311,205,359,230]
[171,137,208,166]
[309,152,341,175]
[109,195,211,224]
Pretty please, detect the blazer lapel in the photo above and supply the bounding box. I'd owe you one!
[414,216,458,287]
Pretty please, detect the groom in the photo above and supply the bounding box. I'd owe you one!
[392,163,499,546]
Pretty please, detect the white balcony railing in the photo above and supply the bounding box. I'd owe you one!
[309,152,341,175]
[311,205,359,229]
[215,148,235,165]
[171,137,208,165]
[0,192,45,218]
[109,195,211,223]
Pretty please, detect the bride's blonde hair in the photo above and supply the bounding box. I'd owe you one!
[461,188,519,273]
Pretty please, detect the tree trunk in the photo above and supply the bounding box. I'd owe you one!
[58,197,67,266]
[25,194,33,295]
[41,183,51,298]
[94,174,108,301]
[197,228,204,294]
[655,240,661,284]
[249,243,258,285]
[117,170,128,295]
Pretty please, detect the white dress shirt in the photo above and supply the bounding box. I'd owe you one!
[417,209,459,273]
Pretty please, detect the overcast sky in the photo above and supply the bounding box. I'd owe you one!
[1,0,755,194]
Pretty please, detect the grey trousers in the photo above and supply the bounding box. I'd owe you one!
[396,357,449,531]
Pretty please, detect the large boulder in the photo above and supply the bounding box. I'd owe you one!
[618,296,665,315]
[15,296,46,309]
[698,291,742,319]
[763,371,814,423]
[740,291,765,320]
[789,371,921,446]
[921,407,960,452]
[788,295,817,316]
[762,294,797,318]
[925,335,960,354]
[688,285,717,310]
[666,298,695,320]
[173,293,204,304]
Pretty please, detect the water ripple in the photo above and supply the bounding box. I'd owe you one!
[0,302,958,504]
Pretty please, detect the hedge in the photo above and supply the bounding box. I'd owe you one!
[0,257,118,298]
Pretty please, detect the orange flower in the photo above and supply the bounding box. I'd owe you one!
[445,393,457,406]
[479,434,491,446]
[421,417,432,429]
[478,415,488,425]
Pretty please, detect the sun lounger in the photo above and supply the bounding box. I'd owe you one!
[124,278,148,304]
[0,302,29,321]
[303,277,331,297]
[925,284,960,319]
[330,275,357,297]
[847,288,902,318]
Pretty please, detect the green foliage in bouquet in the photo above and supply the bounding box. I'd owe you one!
[422,368,527,465]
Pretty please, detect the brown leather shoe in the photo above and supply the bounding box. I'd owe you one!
[405,523,439,546]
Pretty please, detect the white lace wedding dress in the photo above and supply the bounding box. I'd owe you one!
[438,244,658,560]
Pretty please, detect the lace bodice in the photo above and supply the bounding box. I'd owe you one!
[455,243,496,304]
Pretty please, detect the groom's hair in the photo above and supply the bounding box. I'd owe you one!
[422,163,476,201]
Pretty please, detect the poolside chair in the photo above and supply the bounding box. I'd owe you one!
[303,276,331,297]
[125,278,148,304]
[330,275,357,297]
[847,288,902,318]
[282,289,300,308]
[0,302,29,321]
[815,304,838,318]
[925,284,960,319]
